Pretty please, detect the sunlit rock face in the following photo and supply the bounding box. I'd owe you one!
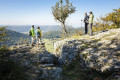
[53,28,120,72]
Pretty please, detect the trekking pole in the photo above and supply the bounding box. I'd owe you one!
[81,19,83,27]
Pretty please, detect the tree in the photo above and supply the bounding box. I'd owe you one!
[0,27,9,56]
[52,0,76,36]
[92,8,120,32]
[102,8,120,27]
[0,27,7,42]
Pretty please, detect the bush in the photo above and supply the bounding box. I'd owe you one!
[93,8,120,32]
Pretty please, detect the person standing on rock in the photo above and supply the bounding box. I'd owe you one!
[36,26,42,45]
[29,25,35,46]
[84,12,89,34]
[89,11,94,36]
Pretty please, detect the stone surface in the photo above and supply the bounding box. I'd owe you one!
[53,28,120,72]
[40,67,62,80]
[39,57,54,64]
[9,44,62,80]
[8,28,120,80]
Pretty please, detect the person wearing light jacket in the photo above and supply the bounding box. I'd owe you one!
[29,25,35,46]
[89,12,94,36]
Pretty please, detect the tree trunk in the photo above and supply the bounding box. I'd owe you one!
[61,23,68,36]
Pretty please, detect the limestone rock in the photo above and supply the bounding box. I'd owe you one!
[53,28,120,72]
[9,44,62,80]
[40,67,62,80]
[39,57,54,64]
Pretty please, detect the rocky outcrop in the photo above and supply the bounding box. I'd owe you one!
[9,44,62,80]
[53,28,120,72]
[8,28,120,80]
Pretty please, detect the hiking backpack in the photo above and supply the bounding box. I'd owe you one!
[29,30,32,36]
[36,30,40,37]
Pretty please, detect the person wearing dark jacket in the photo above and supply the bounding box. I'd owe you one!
[84,13,89,34]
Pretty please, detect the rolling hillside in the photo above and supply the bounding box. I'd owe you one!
[0,29,30,47]
[0,26,84,47]
[6,25,61,33]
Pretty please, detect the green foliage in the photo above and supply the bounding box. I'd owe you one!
[17,37,30,45]
[0,29,30,47]
[102,8,120,27]
[42,27,84,39]
[42,31,62,39]
[43,38,60,53]
[93,8,120,32]
[93,18,110,32]
[0,46,9,58]
[73,29,84,36]
[0,27,8,42]
[52,0,76,35]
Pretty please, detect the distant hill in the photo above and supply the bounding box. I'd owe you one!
[0,26,85,47]
[42,31,62,39]
[42,27,85,39]
[6,25,61,33]
[5,25,84,33]
[0,29,30,47]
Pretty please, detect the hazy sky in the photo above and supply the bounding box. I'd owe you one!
[0,0,120,27]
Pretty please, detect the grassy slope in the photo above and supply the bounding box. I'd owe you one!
[42,35,91,53]
[43,38,60,53]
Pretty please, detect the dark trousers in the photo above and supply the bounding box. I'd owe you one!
[85,23,88,34]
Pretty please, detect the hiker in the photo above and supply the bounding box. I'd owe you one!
[36,26,42,45]
[89,11,94,36]
[29,25,35,46]
[84,12,89,34]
